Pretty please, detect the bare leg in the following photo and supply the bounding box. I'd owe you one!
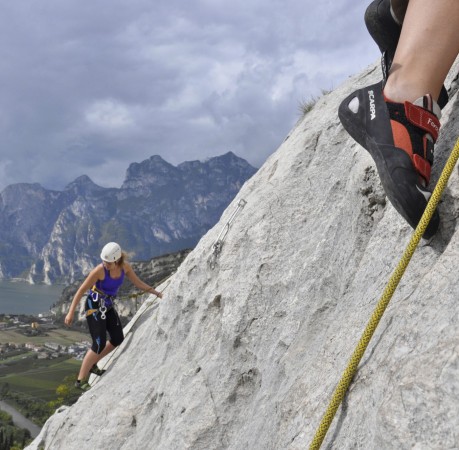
[78,349,99,380]
[96,341,116,360]
[384,0,459,103]
[78,342,116,380]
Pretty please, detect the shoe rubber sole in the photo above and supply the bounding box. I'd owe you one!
[365,0,401,57]
[75,381,91,391]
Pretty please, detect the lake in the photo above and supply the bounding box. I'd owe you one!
[0,280,64,315]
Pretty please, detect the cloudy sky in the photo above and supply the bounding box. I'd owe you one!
[0,0,378,192]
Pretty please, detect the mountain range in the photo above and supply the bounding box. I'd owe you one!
[0,152,256,283]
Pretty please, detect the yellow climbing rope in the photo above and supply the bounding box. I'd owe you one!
[309,136,459,450]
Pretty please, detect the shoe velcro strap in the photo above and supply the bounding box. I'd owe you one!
[412,154,431,183]
[404,102,440,142]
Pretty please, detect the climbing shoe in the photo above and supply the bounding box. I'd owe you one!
[75,380,91,391]
[364,0,449,109]
[338,81,441,239]
[365,0,402,65]
[89,364,106,376]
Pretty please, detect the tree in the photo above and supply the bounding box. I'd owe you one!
[0,383,9,399]
[6,432,13,450]
[56,384,70,400]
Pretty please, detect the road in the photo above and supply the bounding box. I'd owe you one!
[0,399,41,438]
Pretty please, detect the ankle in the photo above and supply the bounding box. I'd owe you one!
[383,84,441,120]
[383,76,423,104]
[384,65,445,106]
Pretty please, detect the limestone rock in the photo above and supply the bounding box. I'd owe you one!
[28,58,459,449]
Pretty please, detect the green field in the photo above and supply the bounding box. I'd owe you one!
[0,327,88,427]
[0,355,83,427]
[0,357,80,401]
[0,327,88,346]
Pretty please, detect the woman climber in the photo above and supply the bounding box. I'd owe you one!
[64,242,163,390]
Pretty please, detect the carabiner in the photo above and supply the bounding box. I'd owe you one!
[99,298,107,320]
[99,306,106,320]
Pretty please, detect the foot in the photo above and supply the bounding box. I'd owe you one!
[338,81,441,239]
[89,364,106,377]
[364,0,449,108]
[75,380,91,391]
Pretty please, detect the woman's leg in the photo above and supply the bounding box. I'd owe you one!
[105,308,125,349]
[96,341,116,359]
[78,307,123,382]
[78,349,100,380]
[384,0,459,103]
[77,342,117,379]
[79,310,107,381]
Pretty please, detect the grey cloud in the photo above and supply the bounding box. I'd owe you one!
[0,0,377,191]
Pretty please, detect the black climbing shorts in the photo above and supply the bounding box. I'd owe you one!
[85,295,124,354]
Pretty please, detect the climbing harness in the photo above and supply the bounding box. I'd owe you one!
[86,286,115,320]
[309,136,459,450]
[209,198,247,269]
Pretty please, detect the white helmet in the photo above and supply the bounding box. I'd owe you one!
[100,242,122,262]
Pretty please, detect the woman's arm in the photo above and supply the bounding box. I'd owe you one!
[124,262,163,299]
[64,265,104,325]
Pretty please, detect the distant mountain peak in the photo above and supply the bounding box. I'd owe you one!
[0,152,256,283]
[65,175,96,188]
[64,175,104,195]
[122,153,256,190]
[177,151,253,170]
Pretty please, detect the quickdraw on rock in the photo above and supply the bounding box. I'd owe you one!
[209,198,247,269]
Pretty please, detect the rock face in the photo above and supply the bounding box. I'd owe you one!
[0,152,256,284]
[27,58,459,450]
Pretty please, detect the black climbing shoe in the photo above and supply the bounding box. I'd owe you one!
[89,364,106,376]
[338,81,441,239]
[365,0,401,63]
[364,0,449,109]
[75,380,91,391]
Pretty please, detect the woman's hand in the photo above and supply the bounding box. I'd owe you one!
[149,289,162,299]
[147,288,163,298]
[64,311,74,326]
